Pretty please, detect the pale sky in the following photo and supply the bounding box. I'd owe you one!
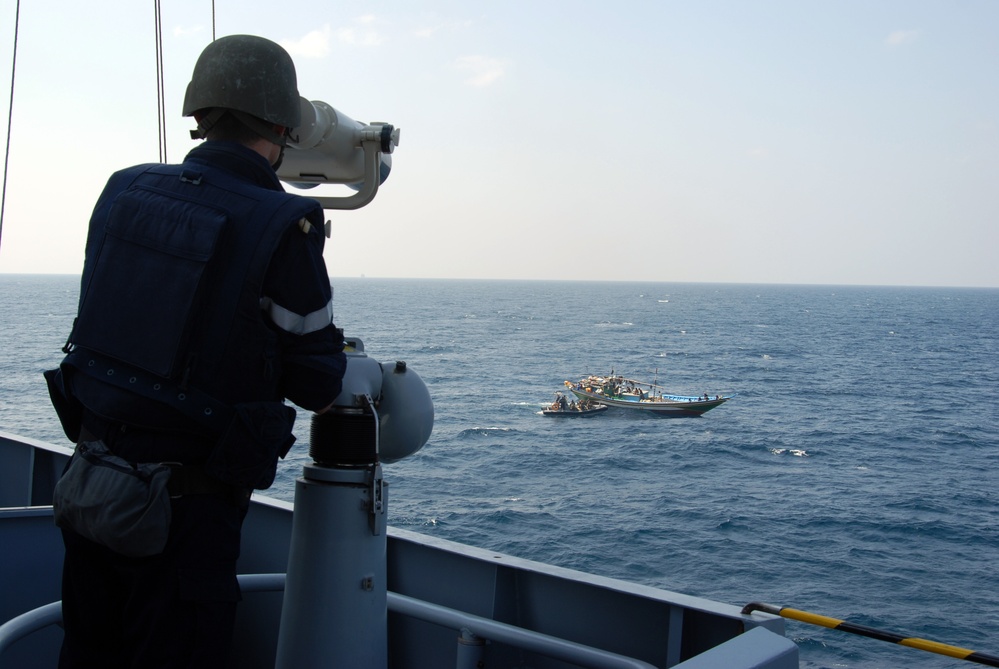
[1,0,997,287]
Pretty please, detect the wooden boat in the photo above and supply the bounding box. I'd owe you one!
[541,392,609,416]
[565,374,733,416]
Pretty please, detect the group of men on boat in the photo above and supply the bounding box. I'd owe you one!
[565,375,722,404]
[547,391,599,413]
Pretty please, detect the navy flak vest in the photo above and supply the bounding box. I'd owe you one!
[64,144,325,432]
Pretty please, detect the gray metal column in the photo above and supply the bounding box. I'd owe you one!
[275,461,387,668]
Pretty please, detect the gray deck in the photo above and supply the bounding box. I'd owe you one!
[0,430,797,668]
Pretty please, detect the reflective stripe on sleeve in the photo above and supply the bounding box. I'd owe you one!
[259,296,334,335]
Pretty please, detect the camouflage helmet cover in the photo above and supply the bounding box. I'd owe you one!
[182,34,301,128]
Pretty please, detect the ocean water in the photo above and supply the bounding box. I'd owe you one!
[1,274,997,669]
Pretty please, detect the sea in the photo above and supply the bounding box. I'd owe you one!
[1,274,997,669]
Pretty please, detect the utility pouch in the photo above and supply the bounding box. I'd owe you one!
[53,440,173,558]
[206,401,297,491]
[43,366,83,443]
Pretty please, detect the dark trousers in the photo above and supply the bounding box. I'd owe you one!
[58,490,249,669]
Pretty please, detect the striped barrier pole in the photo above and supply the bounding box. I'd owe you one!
[742,602,999,667]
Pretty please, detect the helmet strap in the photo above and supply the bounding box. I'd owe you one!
[272,144,287,171]
[189,108,227,140]
[231,110,289,147]
[189,109,289,148]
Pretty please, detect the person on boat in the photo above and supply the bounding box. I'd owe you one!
[44,35,346,669]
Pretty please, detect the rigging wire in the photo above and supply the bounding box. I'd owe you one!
[0,0,21,254]
[153,0,215,164]
[154,0,167,163]
[2,0,215,250]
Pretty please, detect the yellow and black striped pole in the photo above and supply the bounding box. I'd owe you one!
[742,602,999,667]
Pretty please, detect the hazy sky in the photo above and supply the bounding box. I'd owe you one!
[1,1,996,287]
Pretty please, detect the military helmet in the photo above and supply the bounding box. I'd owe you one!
[182,34,301,128]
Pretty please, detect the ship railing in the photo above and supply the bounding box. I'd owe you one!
[0,573,659,669]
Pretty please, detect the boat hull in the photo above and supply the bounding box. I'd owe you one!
[569,388,730,416]
[541,404,609,417]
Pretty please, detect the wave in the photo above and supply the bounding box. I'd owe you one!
[457,426,517,439]
[769,447,809,457]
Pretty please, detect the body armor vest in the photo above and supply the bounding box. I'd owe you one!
[64,154,324,431]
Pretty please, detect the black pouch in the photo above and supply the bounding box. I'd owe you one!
[53,440,173,558]
[43,366,83,443]
[206,402,297,490]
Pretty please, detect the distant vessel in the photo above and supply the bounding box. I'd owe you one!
[566,374,733,416]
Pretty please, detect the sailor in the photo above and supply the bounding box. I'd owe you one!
[45,35,346,668]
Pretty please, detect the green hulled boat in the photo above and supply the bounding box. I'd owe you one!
[565,374,733,417]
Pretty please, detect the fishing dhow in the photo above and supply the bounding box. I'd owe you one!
[565,374,733,416]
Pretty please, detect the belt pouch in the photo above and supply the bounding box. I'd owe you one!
[43,366,83,443]
[53,440,172,558]
[206,401,296,491]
